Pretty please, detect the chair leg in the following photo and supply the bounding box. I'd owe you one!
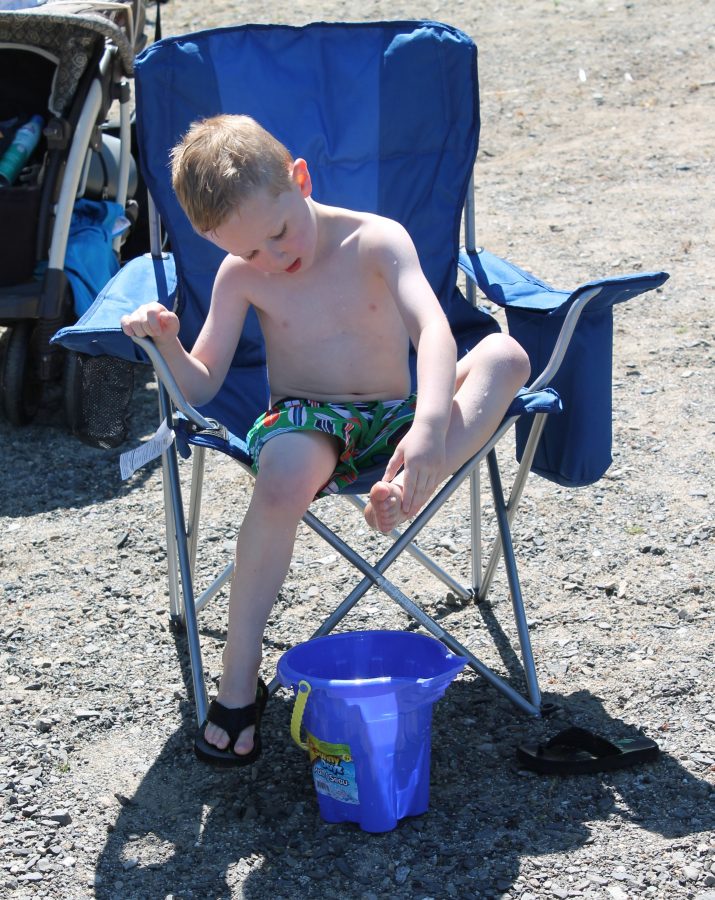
[158,387,209,724]
[295,476,543,716]
[469,465,482,596]
[342,495,471,600]
[162,449,182,621]
[486,448,542,710]
[478,412,549,603]
[187,446,205,577]
[159,391,182,622]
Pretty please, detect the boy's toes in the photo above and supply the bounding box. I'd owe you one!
[204,722,230,750]
[365,480,404,533]
[203,721,255,755]
[232,726,256,756]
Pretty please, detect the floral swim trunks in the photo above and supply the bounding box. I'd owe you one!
[246,394,417,496]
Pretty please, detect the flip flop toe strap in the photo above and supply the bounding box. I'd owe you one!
[545,726,620,758]
[206,698,257,747]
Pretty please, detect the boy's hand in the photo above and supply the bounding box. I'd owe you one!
[120,303,179,345]
[384,421,446,517]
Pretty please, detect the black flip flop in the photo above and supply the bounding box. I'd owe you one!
[194,678,269,768]
[516,725,659,775]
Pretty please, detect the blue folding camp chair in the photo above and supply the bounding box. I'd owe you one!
[53,20,668,732]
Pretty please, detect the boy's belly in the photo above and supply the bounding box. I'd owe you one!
[265,331,411,404]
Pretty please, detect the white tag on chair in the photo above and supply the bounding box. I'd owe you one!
[119,419,175,480]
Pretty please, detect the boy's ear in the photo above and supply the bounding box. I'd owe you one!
[291,158,312,197]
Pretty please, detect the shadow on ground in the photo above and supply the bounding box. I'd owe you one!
[94,629,714,900]
[0,366,158,518]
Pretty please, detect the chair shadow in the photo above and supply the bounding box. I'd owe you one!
[94,624,714,899]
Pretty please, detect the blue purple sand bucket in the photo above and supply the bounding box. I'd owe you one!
[277,630,466,833]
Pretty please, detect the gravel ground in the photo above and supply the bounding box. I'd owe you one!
[1,1,714,898]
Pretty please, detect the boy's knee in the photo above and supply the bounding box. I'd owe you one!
[252,438,337,513]
[480,333,531,385]
[252,463,317,513]
[504,335,531,384]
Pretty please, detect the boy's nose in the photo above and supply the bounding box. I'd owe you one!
[267,244,286,263]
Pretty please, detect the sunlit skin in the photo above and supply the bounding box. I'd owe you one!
[121,158,530,757]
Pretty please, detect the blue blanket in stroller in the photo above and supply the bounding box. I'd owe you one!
[64,198,122,316]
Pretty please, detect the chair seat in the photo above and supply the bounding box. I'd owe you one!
[174,386,562,494]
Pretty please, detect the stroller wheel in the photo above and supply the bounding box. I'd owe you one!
[0,322,42,425]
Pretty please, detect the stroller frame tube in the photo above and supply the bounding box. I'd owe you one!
[112,81,132,252]
[47,72,102,270]
[48,47,114,272]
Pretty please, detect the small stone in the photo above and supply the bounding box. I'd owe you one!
[395,865,410,885]
[74,708,101,720]
[44,810,72,826]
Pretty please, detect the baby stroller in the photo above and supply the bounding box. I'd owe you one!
[0,0,146,427]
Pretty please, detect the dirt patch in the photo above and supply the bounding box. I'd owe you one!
[1,1,713,898]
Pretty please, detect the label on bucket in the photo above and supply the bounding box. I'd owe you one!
[306,732,359,805]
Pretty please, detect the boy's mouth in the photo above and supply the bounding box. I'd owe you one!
[285,258,301,274]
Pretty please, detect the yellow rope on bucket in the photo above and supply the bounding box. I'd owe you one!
[290,679,312,750]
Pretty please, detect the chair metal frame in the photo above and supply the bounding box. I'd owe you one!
[133,177,603,728]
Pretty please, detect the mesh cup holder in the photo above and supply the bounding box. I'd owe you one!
[65,352,134,449]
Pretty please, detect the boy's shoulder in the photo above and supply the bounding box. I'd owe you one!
[317,202,408,246]
[318,201,399,228]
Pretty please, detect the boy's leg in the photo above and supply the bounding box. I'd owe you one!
[366,333,531,533]
[203,430,339,755]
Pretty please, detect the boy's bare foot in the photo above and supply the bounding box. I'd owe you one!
[364,480,406,534]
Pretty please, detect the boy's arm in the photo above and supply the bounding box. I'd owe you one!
[371,219,457,515]
[121,256,250,407]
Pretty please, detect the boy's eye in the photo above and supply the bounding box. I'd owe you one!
[243,224,286,261]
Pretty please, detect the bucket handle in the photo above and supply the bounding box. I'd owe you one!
[290,680,312,751]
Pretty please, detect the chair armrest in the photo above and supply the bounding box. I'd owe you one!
[130,334,214,431]
[458,247,669,389]
[51,252,177,363]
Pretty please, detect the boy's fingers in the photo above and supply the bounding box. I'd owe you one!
[400,468,417,513]
[146,309,163,333]
[401,488,414,514]
[403,472,436,516]
[383,448,404,483]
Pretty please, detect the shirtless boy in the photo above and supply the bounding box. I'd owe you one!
[121,114,530,767]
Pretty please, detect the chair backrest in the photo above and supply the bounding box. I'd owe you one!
[134,20,496,435]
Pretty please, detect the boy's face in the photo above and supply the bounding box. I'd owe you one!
[203,159,316,275]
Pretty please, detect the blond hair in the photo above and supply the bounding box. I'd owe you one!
[170,114,294,233]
